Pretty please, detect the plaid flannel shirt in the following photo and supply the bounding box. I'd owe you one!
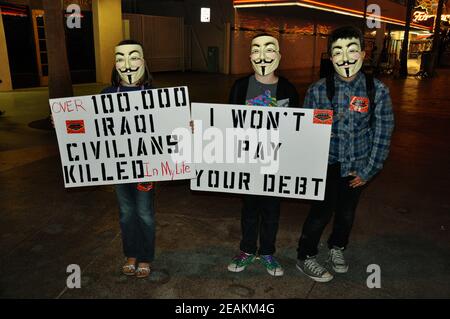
[303,72,394,181]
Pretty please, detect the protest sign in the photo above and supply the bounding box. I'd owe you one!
[50,86,194,187]
[190,103,332,200]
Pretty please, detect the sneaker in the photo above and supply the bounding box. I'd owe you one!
[259,255,284,276]
[296,256,334,282]
[328,247,349,273]
[227,251,256,272]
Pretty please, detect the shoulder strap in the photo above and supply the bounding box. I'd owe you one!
[365,72,376,110]
[364,72,377,128]
[326,73,335,104]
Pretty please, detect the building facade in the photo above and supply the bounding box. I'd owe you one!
[0,0,446,91]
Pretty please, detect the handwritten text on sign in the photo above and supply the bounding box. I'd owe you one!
[50,86,194,188]
[190,103,332,200]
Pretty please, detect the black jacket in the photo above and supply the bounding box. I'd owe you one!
[228,75,300,107]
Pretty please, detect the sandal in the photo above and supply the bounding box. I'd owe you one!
[122,263,136,276]
[135,265,151,278]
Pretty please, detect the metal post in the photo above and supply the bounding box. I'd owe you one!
[400,0,415,78]
[428,0,445,76]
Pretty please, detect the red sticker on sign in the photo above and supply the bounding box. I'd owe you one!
[349,96,369,113]
[66,120,85,134]
[313,109,333,125]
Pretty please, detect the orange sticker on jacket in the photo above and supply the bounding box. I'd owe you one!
[313,109,333,125]
[349,96,369,113]
[66,120,85,134]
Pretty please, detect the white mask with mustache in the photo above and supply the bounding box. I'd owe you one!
[115,44,146,85]
[250,35,281,76]
[331,37,364,78]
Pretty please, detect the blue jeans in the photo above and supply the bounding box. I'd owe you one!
[115,183,155,263]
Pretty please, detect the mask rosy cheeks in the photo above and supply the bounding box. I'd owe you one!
[349,51,361,60]
[128,54,143,69]
[115,56,125,69]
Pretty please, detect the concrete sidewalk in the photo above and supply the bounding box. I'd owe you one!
[0,70,449,299]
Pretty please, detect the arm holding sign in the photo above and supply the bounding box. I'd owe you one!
[278,76,300,108]
[228,76,250,104]
[302,85,319,110]
[290,86,300,108]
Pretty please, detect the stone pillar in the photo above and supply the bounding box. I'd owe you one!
[0,8,13,91]
[374,22,386,66]
[92,0,123,84]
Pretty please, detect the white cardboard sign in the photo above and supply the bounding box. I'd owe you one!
[190,103,332,200]
[50,86,194,188]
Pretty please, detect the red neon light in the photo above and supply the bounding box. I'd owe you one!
[233,0,431,30]
[0,10,28,17]
[0,4,28,17]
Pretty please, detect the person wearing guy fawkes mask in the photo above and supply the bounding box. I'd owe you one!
[295,26,394,282]
[101,40,155,279]
[227,34,299,277]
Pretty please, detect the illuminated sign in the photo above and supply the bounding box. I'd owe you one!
[201,7,210,22]
[412,0,449,27]
[413,11,450,23]
[416,0,435,15]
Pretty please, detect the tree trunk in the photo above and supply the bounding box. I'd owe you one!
[428,0,446,76]
[43,0,73,98]
[400,0,415,78]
